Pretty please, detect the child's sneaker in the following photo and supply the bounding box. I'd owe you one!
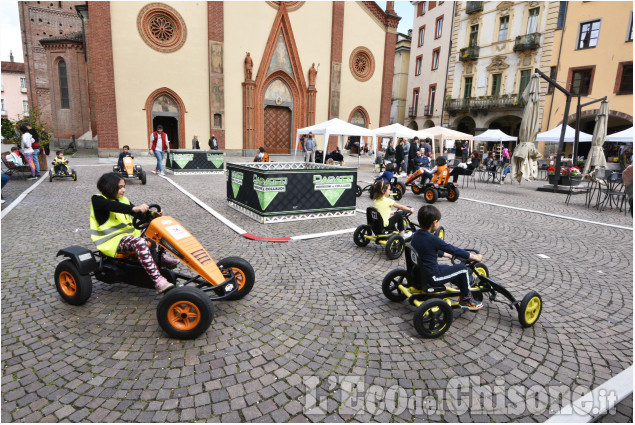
[161,253,179,269]
[155,277,174,294]
[459,294,482,310]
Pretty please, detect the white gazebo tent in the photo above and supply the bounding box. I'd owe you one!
[294,118,376,165]
[372,123,420,154]
[606,126,633,143]
[414,126,473,159]
[473,129,518,158]
[536,124,593,142]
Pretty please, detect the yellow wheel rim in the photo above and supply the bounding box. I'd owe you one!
[438,229,444,240]
[167,301,201,331]
[524,297,541,325]
[59,271,77,297]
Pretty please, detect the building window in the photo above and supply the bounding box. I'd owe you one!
[431,48,440,70]
[1,99,5,112]
[137,3,187,53]
[20,77,26,89]
[464,77,473,98]
[547,66,557,94]
[527,8,540,34]
[417,2,426,16]
[415,56,422,75]
[58,60,69,109]
[418,26,425,47]
[412,88,419,116]
[428,84,436,112]
[615,62,633,94]
[490,73,501,96]
[349,47,375,82]
[429,1,436,11]
[469,24,479,46]
[577,19,600,49]
[498,16,509,41]
[627,11,633,42]
[518,69,531,95]
[214,113,222,128]
[23,100,29,114]
[570,68,594,95]
[435,16,444,39]
[556,2,567,30]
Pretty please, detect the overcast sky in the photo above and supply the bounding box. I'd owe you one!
[0,1,414,63]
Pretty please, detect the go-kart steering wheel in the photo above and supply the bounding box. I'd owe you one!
[451,248,479,265]
[132,204,161,230]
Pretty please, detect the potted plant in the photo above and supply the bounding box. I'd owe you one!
[547,166,558,185]
[561,166,582,186]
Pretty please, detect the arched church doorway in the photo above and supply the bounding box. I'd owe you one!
[152,116,179,150]
[147,90,185,149]
[263,79,293,154]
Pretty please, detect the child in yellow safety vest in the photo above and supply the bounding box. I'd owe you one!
[52,151,70,175]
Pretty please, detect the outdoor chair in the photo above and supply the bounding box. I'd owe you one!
[537,160,549,180]
[598,173,627,213]
[586,169,611,209]
[564,176,587,206]
[1,153,30,180]
[461,169,477,189]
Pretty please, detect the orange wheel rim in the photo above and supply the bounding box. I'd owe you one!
[224,267,246,290]
[59,271,77,297]
[167,301,201,331]
[426,191,433,200]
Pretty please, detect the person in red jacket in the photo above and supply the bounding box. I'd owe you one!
[149,125,171,175]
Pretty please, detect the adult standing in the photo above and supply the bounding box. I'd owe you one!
[19,124,38,180]
[304,132,316,163]
[24,123,40,177]
[384,140,396,165]
[208,135,218,150]
[191,135,200,150]
[461,141,469,162]
[149,124,170,175]
[422,138,432,157]
[395,138,405,176]
[403,138,410,169]
[407,138,417,175]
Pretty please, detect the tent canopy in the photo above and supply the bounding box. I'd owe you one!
[294,118,375,163]
[536,124,593,142]
[605,126,633,143]
[414,126,473,158]
[372,123,420,139]
[473,129,517,142]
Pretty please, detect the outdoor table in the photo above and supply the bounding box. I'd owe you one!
[165,149,225,174]
[226,162,357,223]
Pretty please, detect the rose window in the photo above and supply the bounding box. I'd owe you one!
[350,47,375,82]
[137,4,187,53]
[149,15,174,42]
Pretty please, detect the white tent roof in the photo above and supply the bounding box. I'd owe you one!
[372,123,420,139]
[415,126,473,140]
[536,124,593,143]
[473,129,517,142]
[294,118,376,163]
[605,126,633,143]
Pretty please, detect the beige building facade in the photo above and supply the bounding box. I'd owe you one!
[390,32,412,125]
[1,56,29,121]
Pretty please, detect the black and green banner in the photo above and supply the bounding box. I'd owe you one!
[166,150,224,172]
[227,163,357,216]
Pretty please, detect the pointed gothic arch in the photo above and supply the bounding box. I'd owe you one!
[145,87,187,149]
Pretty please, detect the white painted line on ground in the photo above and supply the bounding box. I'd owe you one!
[72,164,111,167]
[462,197,633,230]
[546,365,633,423]
[1,175,47,220]
[160,175,247,235]
[291,228,358,241]
[537,254,550,259]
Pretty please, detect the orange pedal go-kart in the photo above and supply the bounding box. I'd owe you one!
[402,168,428,196]
[114,156,146,185]
[54,204,254,339]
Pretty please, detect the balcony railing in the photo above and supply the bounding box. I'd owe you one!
[408,106,417,118]
[465,1,483,14]
[444,94,526,114]
[513,33,541,51]
[459,46,480,62]
[424,105,433,116]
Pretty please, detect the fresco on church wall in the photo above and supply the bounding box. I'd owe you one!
[152,95,178,113]
[267,32,294,78]
[329,62,341,118]
[209,41,225,128]
[264,79,292,103]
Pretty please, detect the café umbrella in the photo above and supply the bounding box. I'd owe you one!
[583,100,609,175]
[511,74,542,182]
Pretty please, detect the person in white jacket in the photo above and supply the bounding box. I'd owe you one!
[19,124,37,179]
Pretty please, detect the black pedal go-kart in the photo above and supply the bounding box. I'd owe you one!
[49,166,77,182]
[356,176,405,201]
[353,207,444,260]
[114,156,146,185]
[423,181,459,204]
[382,247,542,338]
[54,204,255,339]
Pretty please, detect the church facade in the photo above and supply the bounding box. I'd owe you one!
[81,1,399,155]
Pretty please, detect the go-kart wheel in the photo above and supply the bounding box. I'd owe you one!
[472,262,489,284]
[435,226,445,240]
[112,165,118,173]
[394,182,405,195]
[413,299,453,338]
[353,225,372,247]
[385,234,405,260]
[518,291,542,328]
[49,170,53,182]
[447,185,459,202]
[72,170,77,181]
[411,184,423,196]
[216,257,255,300]
[355,185,362,197]
[392,186,403,201]
[157,286,214,339]
[140,171,147,185]
[381,268,408,302]
[55,260,93,305]
[424,188,438,204]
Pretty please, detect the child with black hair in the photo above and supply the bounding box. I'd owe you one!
[376,162,396,183]
[117,145,133,171]
[429,156,449,184]
[369,179,414,232]
[410,205,483,310]
[90,172,177,294]
[52,151,70,175]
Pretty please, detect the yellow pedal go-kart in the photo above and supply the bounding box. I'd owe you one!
[54,204,254,339]
[382,247,542,338]
[114,156,146,185]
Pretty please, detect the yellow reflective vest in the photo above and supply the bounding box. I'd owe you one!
[90,195,141,257]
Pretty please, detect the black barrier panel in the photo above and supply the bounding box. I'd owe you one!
[166,150,225,171]
[227,163,357,216]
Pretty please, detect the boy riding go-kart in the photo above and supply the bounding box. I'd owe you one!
[420,156,459,204]
[114,145,146,185]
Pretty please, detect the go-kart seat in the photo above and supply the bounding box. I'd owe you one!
[366,207,391,236]
[404,246,447,292]
[431,168,450,185]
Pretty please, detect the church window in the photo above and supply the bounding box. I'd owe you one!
[349,47,375,82]
[137,3,187,53]
[58,60,69,109]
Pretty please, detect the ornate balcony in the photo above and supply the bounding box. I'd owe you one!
[459,46,480,62]
[424,105,433,116]
[444,94,526,115]
[465,1,483,14]
[513,33,541,51]
[408,106,417,118]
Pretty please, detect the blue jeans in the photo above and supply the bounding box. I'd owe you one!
[1,173,9,189]
[153,150,164,172]
[32,148,40,176]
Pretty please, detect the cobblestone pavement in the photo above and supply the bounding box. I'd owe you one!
[1,154,632,422]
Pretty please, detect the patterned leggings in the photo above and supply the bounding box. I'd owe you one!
[118,236,162,283]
